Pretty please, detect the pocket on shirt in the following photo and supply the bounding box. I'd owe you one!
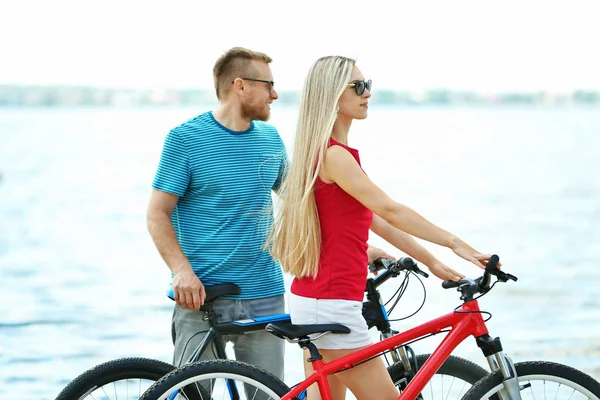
[256,154,281,189]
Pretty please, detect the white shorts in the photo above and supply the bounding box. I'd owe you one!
[288,293,372,350]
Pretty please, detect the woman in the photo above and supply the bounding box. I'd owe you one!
[268,56,495,400]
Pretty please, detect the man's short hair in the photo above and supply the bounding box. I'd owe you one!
[213,47,272,100]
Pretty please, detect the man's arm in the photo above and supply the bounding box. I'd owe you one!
[147,189,206,309]
[272,140,289,195]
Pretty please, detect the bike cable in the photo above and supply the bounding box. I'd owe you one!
[452,280,500,322]
[385,271,428,322]
[177,329,211,366]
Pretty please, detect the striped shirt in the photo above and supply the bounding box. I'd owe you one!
[152,111,287,300]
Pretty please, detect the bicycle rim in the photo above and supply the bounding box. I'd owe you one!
[151,373,282,399]
[77,378,161,399]
[55,357,175,400]
[465,361,600,400]
[140,360,291,400]
[480,374,598,399]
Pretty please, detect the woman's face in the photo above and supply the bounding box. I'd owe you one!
[338,65,371,120]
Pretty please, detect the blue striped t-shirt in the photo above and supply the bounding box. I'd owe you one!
[152,111,287,300]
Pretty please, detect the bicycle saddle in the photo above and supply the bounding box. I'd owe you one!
[265,322,350,340]
[166,283,241,305]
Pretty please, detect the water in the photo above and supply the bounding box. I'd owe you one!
[0,105,599,399]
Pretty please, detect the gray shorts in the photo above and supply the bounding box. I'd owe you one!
[171,294,285,380]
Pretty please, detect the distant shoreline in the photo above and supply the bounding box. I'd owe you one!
[0,85,598,107]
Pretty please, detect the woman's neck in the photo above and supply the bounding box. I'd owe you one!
[331,115,353,144]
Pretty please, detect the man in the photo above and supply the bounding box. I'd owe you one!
[147,47,286,378]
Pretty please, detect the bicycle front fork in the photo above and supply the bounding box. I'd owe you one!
[477,334,524,400]
[382,330,413,370]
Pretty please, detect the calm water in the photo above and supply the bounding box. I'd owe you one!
[0,105,599,399]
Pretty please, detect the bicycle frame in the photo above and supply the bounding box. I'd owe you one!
[183,297,400,400]
[184,269,406,366]
[178,277,409,400]
[282,299,490,400]
[185,314,292,363]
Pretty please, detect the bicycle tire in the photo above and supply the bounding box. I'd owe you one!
[388,353,488,383]
[461,361,600,400]
[387,353,489,399]
[140,359,291,400]
[55,357,175,400]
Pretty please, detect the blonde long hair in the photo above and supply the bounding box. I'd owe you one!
[268,56,356,278]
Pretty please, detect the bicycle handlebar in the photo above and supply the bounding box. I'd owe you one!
[441,254,518,299]
[369,254,517,301]
[368,257,429,290]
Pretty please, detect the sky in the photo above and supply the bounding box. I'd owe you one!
[1,0,599,92]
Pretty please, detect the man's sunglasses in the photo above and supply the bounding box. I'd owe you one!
[232,77,275,91]
[348,79,372,96]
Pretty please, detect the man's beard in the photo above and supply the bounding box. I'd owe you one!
[241,102,270,122]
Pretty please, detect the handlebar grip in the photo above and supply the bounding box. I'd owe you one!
[369,258,394,272]
[485,254,500,272]
[442,280,460,289]
[479,254,500,291]
[442,278,471,289]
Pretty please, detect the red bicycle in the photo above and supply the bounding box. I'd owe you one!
[140,255,600,400]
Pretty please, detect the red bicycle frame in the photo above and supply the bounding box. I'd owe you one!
[282,299,489,400]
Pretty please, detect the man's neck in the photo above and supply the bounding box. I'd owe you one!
[212,103,251,132]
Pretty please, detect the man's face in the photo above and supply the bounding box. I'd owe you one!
[240,61,279,122]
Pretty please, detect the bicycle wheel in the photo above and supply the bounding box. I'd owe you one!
[55,357,175,400]
[140,359,291,400]
[387,353,489,399]
[461,361,600,400]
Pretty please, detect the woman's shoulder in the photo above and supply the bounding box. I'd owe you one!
[325,140,359,162]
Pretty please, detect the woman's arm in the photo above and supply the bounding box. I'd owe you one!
[370,215,464,281]
[321,145,493,269]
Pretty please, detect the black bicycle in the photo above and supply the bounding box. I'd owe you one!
[55,257,489,399]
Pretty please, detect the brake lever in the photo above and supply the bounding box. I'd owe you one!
[411,266,429,278]
[496,272,518,283]
[489,267,518,283]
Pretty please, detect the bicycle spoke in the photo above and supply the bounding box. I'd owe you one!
[553,382,560,400]
[527,381,536,400]
[417,372,477,400]
[466,363,600,400]
[69,377,157,399]
[145,373,285,400]
[444,376,455,400]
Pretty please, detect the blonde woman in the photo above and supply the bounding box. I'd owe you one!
[268,56,496,400]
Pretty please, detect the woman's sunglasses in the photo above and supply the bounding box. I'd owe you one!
[348,79,372,96]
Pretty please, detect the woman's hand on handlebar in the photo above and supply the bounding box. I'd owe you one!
[428,261,465,282]
[449,238,501,270]
[367,245,396,275]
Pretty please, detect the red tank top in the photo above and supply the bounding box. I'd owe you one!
[291,138,373,301]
